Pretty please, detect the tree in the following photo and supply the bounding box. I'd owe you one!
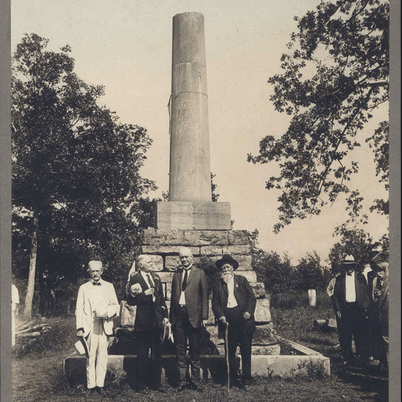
[12,34,156,318]
[296,251,330,291]
[327,226,388,271]
[248,0,389,233]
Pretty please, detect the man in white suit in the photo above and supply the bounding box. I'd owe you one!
[76,260,119,395]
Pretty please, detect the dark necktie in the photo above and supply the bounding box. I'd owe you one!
[147,273,154,287]
[182,269,189,291]
[92,282,101,286]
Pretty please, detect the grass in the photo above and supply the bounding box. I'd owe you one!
[12,291,389,401]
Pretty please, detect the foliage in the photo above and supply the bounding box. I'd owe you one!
[253,241,330,292]
[296,251,331,291]
[327,226,388,270]
[198,255,221,295]
[248,0,389,233]
[12,34,156,315]
[254,250,299,292]
[252,228,331,292]
[211,172,220,202]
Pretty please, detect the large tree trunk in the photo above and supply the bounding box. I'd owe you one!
[23,217,38,320]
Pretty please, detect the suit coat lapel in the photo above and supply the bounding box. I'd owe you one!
[233,275,240,299]
[221,279,228,296]
[136,271,149,290]
[186,266,196,286]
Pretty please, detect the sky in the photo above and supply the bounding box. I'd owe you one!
[11,0,389,265]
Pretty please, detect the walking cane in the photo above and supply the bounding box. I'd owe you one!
[224,321,230,392]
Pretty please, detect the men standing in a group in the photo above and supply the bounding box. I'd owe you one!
[170,247,208,391]
[332,255,370,367]
[212,255,256,390]
[126,254,169,392]
[75,261,119,395]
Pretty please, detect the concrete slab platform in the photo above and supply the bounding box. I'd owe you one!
[64,335,330,385]
[250,355,330,378]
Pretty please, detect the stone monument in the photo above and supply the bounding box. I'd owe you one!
[141,11,272,329]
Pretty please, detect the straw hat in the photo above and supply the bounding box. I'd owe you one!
[340,255,359,270]
[95,306,108,319]
[74,337,89,357]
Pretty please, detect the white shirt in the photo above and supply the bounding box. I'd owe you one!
[90,279,107,315]
[345,272,356,303]
[226,277,238,308]
[179,267,191,305]
[361,264,372,284]
[326,277,337,298]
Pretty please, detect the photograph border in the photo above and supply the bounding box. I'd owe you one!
[1,1,400,401]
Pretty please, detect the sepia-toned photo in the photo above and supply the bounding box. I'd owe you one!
[2,0,399,401]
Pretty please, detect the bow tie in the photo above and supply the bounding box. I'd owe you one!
[347,272,353,276]
[92,282,101,286]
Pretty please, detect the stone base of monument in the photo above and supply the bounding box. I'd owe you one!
[63,334,330,385]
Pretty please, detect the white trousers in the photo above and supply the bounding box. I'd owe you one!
[86,317,108,389]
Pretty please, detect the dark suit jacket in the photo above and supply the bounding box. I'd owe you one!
[126,271,168,331]
[212,274,256,338]
[170,266,208,329]
[332,271,369,313]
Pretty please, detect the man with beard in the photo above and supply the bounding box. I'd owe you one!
[212,255,256,390]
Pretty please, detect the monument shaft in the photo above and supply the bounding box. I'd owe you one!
[169,12,211,202]
[154,12,231,230]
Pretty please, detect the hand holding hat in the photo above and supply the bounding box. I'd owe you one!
[75,337,89,358]
[130,283,142,296]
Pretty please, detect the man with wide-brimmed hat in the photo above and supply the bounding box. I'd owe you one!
[75,260,119,395]
[370,251,389,371]
[212,254,256,390]
[332,255,370,366]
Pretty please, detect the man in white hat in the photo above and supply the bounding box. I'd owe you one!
[332,255,370,367]
[75,260,119,395]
